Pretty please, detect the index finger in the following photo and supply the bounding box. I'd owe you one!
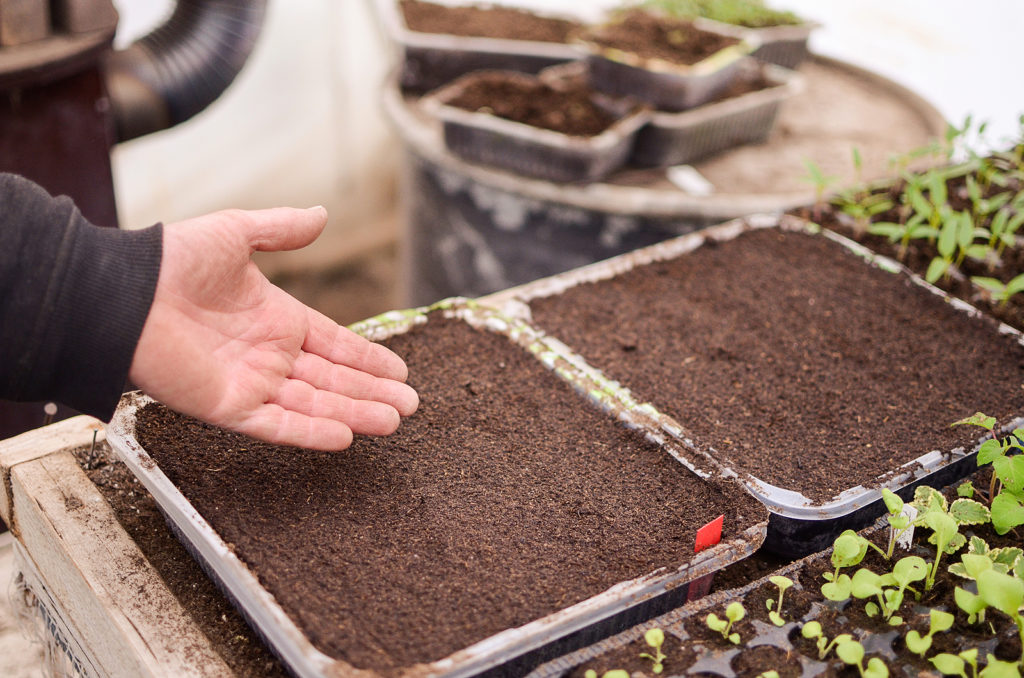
[303,308,409,382]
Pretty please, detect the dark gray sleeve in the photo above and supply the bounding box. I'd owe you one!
[0,172,163,421]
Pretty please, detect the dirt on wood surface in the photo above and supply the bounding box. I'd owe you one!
[526,227,1024,502]
[443,71,624,137]
[581,10,740,66]
[133,316,764,672]
[400,0,580,43]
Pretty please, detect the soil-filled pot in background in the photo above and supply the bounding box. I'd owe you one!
[419,69,650,183]
[628,0,818,68]
[372,0,583,93]
[493,215,1024,557]
[578,9,758,112]
[628,59,805,167]
[107,301,768,678]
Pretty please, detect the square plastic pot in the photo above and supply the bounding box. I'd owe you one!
[693,16,820,69]
[577,15,759,112]
[106,300,768,678]
[629,61,805,167]
[419,69,651,183]
[371,0,582,93]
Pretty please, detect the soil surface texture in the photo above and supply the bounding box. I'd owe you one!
[133,316,764,672]
[400,0,579,43]
[72,441,289,678]
[526,227,1024,502]
[582,10,740,66]
[443,71,623,137]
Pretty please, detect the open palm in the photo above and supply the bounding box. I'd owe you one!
[129,206,417,450]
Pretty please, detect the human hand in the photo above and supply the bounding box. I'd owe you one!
[128,206,418,451]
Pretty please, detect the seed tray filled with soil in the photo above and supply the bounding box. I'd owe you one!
[374,0,583,93]
[419,68,650,183]
[628,59,804,167]
[577,9,757,112]
[528,462,1024,678]
[493,214,1024,558]
[106,300,768,678]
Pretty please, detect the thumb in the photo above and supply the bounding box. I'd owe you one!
[243,206,328,253]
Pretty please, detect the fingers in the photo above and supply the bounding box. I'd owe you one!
[234,206,329,253]
[291,352,418,416]
[303,308,411,382]
[272,378,403,437]
[236,405,355,452]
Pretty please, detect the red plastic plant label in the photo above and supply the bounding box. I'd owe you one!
[687,514,725,602]
[694,514,724,553]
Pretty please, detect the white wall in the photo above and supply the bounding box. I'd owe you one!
[110,0,402,274]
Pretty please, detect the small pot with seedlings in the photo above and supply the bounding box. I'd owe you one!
[419,68,651,183]
[107,299,768,678]
[630,0,819,69]
[576,8,759,112]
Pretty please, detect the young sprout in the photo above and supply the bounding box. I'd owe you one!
[638,628,667,674]
[930,648,979,678]
[880,488,914,559]
[821,530,872,601]
[584,670,629,678]
[977,654,1023,678]
[800,621,852,661]
[801,159,838,220]
[976,569,1024,667]
[765,575,793,626]
[850,556,926,625]
[706,601,745,644]
[972,273,1024,309]
[835,637,889,678]
[905,608,955,657]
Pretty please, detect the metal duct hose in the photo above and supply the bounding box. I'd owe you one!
[103,0,268,142]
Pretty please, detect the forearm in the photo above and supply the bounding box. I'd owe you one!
[0,173,162,420]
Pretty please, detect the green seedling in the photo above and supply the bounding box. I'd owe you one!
[800,621,852,661]
[927,209,984,283]
[978,654,1023,678]
[985,205,1024,264]
[880,488,914,559]
[977,569,1024,666]
[850,556,926,624]
[765,575,793,626]
[801,159,839,220]
[955,584,989,626]
[905,608,955,657]
[908,485,989,591]
[584,670,629,678]
[706,601,745,644]
[949,537,1023,581]
[835,637,889,678]
[835,190,894,237]
[931,648,980,678]
[822,530,872,601]
[868,212,936,262]
[972,273,1024,309]
[933,647,978,678]
[755,672,780,678]
[638,628,667,674]
[952,413,1024,535]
